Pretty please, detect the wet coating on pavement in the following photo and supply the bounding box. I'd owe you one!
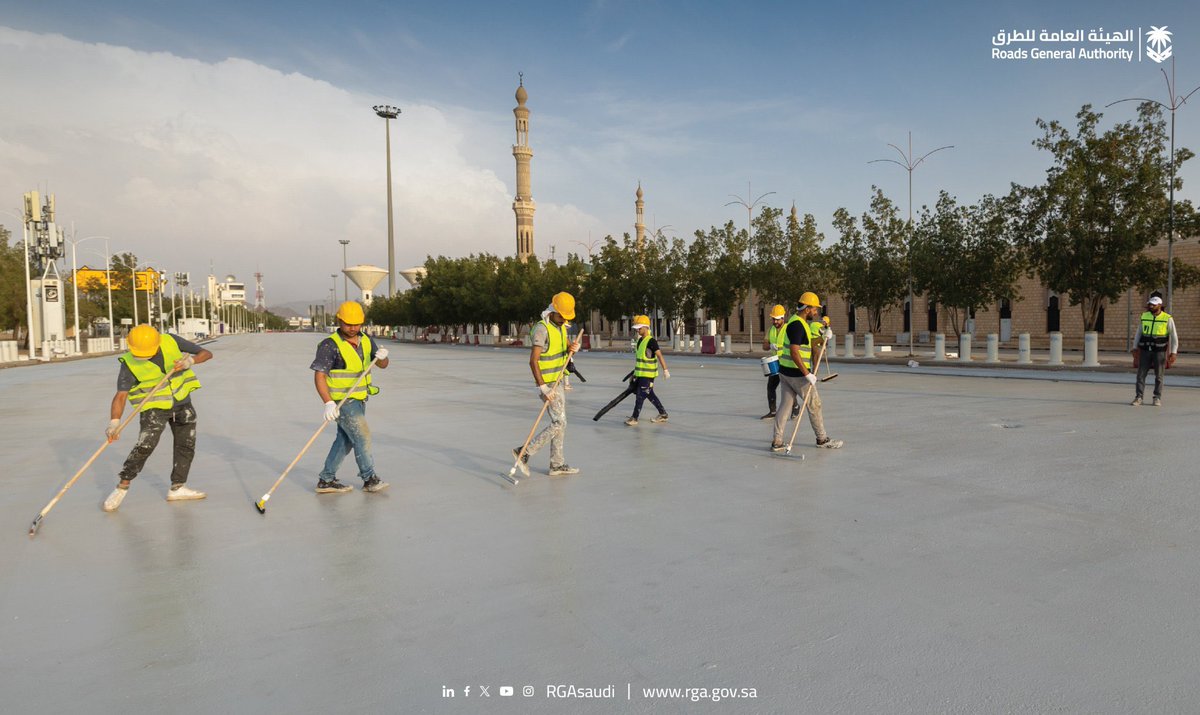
[2,334,1199,713]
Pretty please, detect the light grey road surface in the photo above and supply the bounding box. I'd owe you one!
[2,334,1198,713]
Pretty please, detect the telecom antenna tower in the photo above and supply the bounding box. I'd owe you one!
[253,272,265,312]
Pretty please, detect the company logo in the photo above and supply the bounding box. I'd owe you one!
[1147,26,1172,63]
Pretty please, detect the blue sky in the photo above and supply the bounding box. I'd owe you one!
[1,1,1197,304]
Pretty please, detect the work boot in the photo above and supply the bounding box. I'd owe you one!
[652,413,669,423]
[1153,397,1163,407]
[316,479,353,494]
[166,484,206,501]
[103,485,129,512]
[511,448,531,477]
[362,476,390,492]
[549,464,580,477]
[770,442,786,453]
[624,417,639,426]
[1130,396,1142,406]
[816,437,843,449]
[760,410,776,420]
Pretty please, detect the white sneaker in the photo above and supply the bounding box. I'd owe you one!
[816,438,844,449]
[103,487,128,512]
[166,485,207,501]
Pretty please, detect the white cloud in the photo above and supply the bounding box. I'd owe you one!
[0,26,592,304]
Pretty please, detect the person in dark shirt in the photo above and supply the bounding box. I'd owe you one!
[625,314,670,426]
[771,293,842,452]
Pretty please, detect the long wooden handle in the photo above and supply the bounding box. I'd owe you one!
[785,344,828,451]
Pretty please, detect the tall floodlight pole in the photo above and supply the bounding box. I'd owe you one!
[1107,57,1199,312]
[870,132,954,357]
[726,182,775,352]
[339,239,351,302]
[4,207,38,360]
[373,105,401,297]
[331,274,338,313]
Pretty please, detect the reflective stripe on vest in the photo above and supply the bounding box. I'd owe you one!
[778,315,813,371]
[768,324,786,357]
[1139,311,1171,350]
[634,333,658,378]
[327,332,377,401]
[536,319,569,383]
[121,334,202,411]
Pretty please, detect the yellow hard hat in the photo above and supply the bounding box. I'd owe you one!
[336,301,366,325]
[551,292,576,320]
[799,291,821,308]
[128,324,161,358]
[822,316,831,326]
[770,304,787,319]
[632,314,651,329]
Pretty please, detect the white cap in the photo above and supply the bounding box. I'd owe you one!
[1149,296,1163,306]
[632,319,650,329]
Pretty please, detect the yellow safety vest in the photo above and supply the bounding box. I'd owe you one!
[121,334,201,411]
[778,315,813,371]
[1139,311,1172,350]
[768,324,786,357]
[536,319,569,384]
[327,332,378,401]
[634,333,659,379]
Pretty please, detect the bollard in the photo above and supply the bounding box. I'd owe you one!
[1018,333,1031,364]
[844,333,856,358]
[672,333,681,351]
[958,333,973,363]
[693,335,701,354]
[1082,331,1100,367]
[986,334,999,363]
[1048,332,1063,365]
[863,333,875,359]
[825,333,837,358]
[933,333,946,361]
[723,335,732,354]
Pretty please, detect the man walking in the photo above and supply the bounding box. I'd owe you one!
[1132,293,1178,407]
[103,324,212,511]
[311,301,390,493]
[770,292,842,452]
[514,291,581,477]
[761,304,787,419]
[625,314,670,426]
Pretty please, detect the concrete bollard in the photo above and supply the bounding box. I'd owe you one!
[0,340,15,362]
[844,333,856,358]
[1048,332,1063,365]
[692,335,701,353]
[863,333,875,359]
[672,333,680,351]
[723,335,732,354]
[958,333,973,363]
[1018,333,1031,364]
[934,333,946,361]
[1082,331,1100,367]
[986,334,1000,363]
[826,333,837,358]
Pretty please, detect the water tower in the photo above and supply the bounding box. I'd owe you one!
[399,266,426,288]
[342,264,388,304]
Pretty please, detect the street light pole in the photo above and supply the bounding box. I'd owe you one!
[726,182,775,352]
[1106,58,1199,312]
[373,105,401,297]
[870,132,954,357]
[68,235,110,353]
[339,239,351,302]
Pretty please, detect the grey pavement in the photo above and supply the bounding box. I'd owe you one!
[2,334,1199,714]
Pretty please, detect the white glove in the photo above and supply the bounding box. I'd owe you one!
[663,368,671,379]
[375,348,389,361]
[538,384,553,398]
[174,355,195,371]
[105,418,121,441]
[805,373,817,387]
[821,327,833,340]
[323,401,340,422]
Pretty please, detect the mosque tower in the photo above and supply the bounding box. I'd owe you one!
[635,182,646,249]
[512,74,535,261]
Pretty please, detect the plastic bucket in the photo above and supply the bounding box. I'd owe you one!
[760,355,779,376]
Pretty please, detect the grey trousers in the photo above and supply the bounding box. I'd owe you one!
[527,390,566,466]
[772,374,827,445]
[1135,348,1167,399]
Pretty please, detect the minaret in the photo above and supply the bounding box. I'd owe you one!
[634,182,646,249]
[512,74,535,262]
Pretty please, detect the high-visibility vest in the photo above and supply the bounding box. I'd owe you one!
[1139,311,1172,350]
[535,319,569,384]
[327,332,378,401]
[120,334,201,411]
[778,315,813,371]
[634,333,659,378]
[767,324,786,357]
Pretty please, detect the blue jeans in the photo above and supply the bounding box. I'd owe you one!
[320,399,376,482]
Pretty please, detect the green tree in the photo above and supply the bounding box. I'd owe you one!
[685,221,748,326]
[1015,103,1199,330]
[0,225,29,345]
[753,205,831,308]
[829,188,908,333]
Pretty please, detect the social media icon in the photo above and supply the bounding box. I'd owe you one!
[500,686,513,697]
[522,685,535,697]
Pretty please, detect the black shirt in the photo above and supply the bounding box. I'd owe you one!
[778,321,811,377]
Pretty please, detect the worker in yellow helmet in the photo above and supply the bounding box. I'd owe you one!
[760,304,791,420]
[624,314,670,426]
[770,292,843,452]
[102,324,213,512]
[310,301,390,494]
[513,292,581,477]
